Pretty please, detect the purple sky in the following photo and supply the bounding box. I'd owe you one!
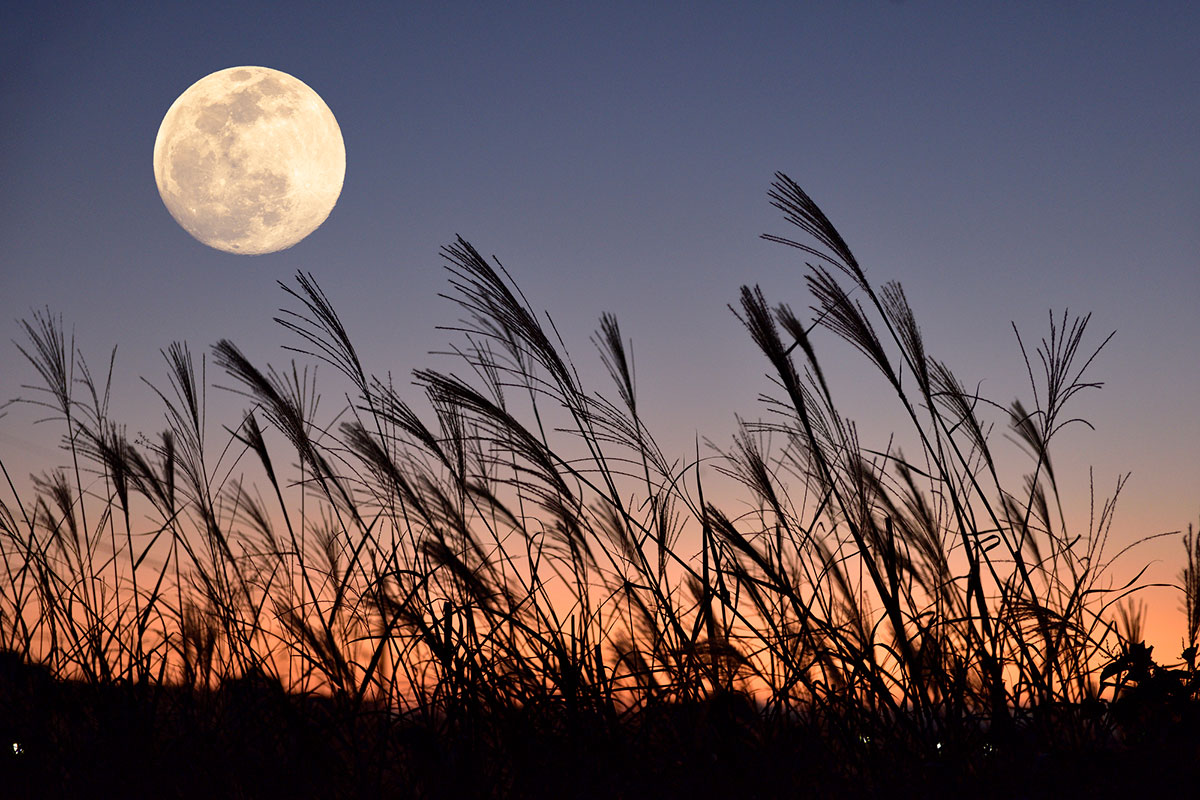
[3,1,1198,648]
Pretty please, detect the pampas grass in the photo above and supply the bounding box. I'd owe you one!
[0,175,1196,798]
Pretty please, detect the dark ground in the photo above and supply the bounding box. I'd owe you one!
[2,655,1198,799]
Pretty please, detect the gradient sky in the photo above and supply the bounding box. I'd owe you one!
[3,1,1198,650]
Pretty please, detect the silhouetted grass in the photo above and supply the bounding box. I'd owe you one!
[1,175,1197,798]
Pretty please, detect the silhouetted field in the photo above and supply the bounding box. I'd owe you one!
[1,176,1197,797]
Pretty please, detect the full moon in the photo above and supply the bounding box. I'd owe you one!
[153,66,345,255]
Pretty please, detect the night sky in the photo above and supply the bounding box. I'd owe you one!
[3,1,1198,649]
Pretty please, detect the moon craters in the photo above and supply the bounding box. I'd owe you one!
[153,66,344,255]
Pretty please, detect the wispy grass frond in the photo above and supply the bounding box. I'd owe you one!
[440,236,578,398]
[807,265,894,384]
[762,173,865,287]
[880,281,931,397]
[1184,523,1200,654]
[929,359,995,471]
[595,312,636,415]
[13,309,72,419]
[277,271,368,396]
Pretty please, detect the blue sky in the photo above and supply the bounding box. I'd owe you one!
[3,1,1198,645]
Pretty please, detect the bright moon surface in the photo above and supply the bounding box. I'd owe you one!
[153,66,345,255]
